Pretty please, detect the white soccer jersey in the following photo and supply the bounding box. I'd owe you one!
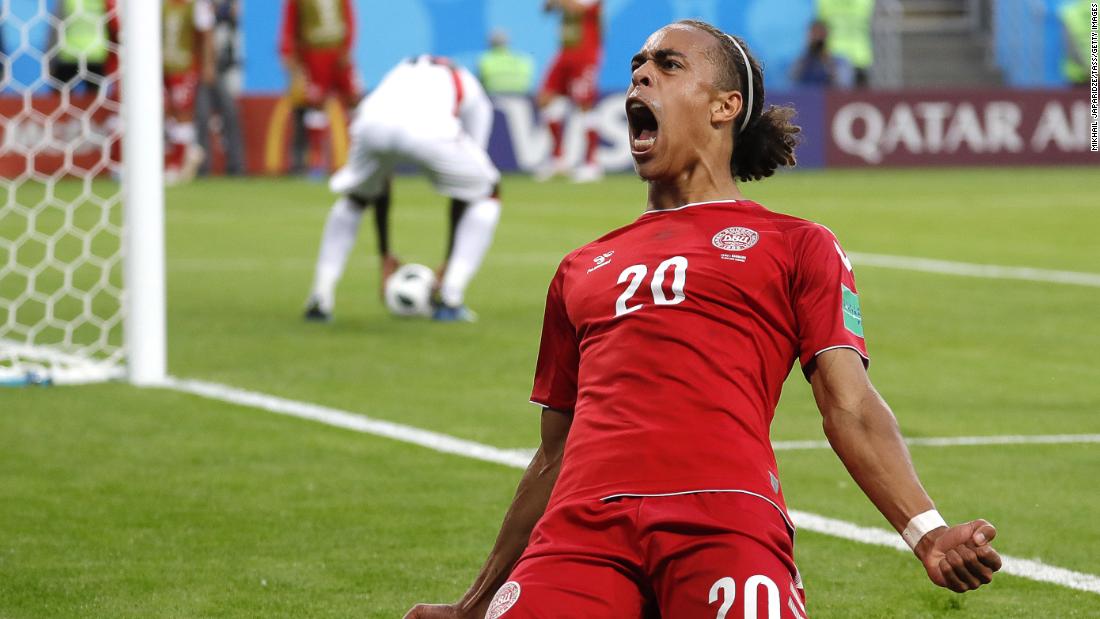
[331,56,499,201]
[356,55,492,146]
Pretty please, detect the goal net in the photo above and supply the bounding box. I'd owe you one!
[1,0,163,386]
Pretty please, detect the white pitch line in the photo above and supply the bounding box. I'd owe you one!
[163,377,533,469]
[848,252,1100,288]
[773,434,1100,451]
[161,377,1100,596]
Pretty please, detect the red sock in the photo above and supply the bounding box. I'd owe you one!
[586,129,600,164]
[549,120,564,159]
[166,141,185,169]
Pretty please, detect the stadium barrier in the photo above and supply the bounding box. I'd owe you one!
[2,88,1095,179]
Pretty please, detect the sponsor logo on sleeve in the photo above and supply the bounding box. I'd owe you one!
[841,284,864,337]
[486,581,521,619]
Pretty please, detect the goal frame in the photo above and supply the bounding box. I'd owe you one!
[122,0,166,385]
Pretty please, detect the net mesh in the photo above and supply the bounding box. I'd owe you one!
[1,0,126,384]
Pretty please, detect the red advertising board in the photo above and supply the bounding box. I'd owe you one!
[0,94,122,179]
[0,93,348,179]
[825,89,1098,167]
[4,89,1096,178]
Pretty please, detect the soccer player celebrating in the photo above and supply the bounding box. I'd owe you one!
[162,0,215,184]
[304,56,501,323]
[534,0,603,183]
[404,20,1001,618]
[279,0,360,175]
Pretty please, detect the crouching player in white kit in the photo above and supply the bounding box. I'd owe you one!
[304,55,502,322]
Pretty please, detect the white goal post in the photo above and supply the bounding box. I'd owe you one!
[0,0,164,386]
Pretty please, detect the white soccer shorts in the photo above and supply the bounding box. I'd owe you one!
[330,122,500,202]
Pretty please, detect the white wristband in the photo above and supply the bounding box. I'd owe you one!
[902,509,947,551]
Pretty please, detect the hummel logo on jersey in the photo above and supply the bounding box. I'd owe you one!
[712,227,759,252]
[587,251,615,273]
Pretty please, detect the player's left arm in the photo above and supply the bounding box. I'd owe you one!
[195,0,217,84]
[340,0,355,65]
[809,349,1003,592]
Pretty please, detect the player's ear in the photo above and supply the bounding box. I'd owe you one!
[711,89,741,126]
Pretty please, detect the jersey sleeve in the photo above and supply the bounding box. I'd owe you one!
[278,0,298,60]
[792,224,869,373]
[458,69,494,149]
[530,258,580,412]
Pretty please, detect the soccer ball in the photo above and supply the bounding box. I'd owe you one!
[384,263,437,317]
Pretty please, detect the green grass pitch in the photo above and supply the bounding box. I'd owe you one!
[2,167,1099,617]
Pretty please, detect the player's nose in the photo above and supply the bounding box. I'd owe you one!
[631,63,654,88]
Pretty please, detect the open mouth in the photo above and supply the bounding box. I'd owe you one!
[627,99,659,155]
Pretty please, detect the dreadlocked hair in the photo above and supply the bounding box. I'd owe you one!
[677,20,800,182]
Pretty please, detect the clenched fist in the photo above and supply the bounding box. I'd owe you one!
[916,519,1002,593]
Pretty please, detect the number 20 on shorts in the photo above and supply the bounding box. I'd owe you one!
[614,256,688,317]
[709,575,787,619]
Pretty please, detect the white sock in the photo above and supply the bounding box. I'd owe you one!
[170,121,196,146]
[310,197,365,310]
[440,197,501,307]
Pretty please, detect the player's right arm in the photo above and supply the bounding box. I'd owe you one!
[403,407,572,619]
[793,224,1001,592]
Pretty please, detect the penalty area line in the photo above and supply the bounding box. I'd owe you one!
[162,377,1100,596]
[847,252,1100,288]
[773,434,1100,451]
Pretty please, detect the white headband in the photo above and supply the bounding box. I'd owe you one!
[726,34,754,132]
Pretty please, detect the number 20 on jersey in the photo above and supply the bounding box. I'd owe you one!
[614,256,688,318]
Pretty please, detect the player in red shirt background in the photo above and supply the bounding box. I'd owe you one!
[279,0,360,175]
[162,0,215,184]
[534,0,603,183]
[405,19,1001,619]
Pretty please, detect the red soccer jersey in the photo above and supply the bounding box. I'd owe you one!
[530,200,869,527]
[559,0,601,56]
[279,0,355,59]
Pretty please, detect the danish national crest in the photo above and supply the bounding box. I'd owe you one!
[486,581,522,618]
[712,227,759,252]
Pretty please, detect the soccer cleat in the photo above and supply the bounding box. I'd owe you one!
[303,296,332,322]
[572,162,603,184]
[432,303,478,323]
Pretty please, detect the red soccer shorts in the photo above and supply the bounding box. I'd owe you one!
[300,49,360,107]
[540,50,600,107]
[164,70,199,116]
[488,492,808,619]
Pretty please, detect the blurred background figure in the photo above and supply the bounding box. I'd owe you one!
[1059,0,1092,87]
[195,0,245,176]
[535,0,603,183]
[478,29,534,97]
[790,19,853,88]
[163,0,216,185]
[279,0,360,177]
[49,0,111,94]
[305,55,500,323]
[816,0,873,88]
